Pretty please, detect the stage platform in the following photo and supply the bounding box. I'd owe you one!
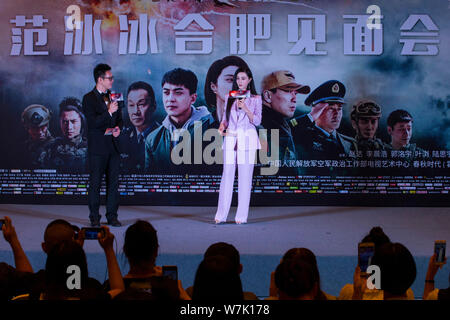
[1,204,449,298]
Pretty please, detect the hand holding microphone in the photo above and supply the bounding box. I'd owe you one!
[108,101,119,114]
[229,90,250,110]
[108,91,123,114]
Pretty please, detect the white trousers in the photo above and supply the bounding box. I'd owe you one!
[215,148,256,223]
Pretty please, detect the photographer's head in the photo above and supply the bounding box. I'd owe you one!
[371,242,416,298]
[275,258,319,300]
[42,219,76,254]
[123,220,159,267]
[204,242,242,274]
[192,255,244,302]
[44,240,88,300]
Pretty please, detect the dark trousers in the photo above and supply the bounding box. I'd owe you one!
[88,151,120,222]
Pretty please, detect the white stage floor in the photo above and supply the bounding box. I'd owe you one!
[1,204,448,257]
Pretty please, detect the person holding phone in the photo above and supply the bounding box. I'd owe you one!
[82,63,123,227]
[423,241,448,300]
[339,226,414,300]
[102,220,190,300]
[215,67,262,224]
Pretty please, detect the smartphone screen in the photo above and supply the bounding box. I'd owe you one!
[0,219,5,229]
[435,241,446,263]
[163,266,178,281]
[82,227,103,240]
[358,243,375,273]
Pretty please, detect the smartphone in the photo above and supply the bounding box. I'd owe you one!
[162,265,178,281]
[435,240,446,264]
[81,227,104,240]
[358,242,375,274]
[0,219,5,229]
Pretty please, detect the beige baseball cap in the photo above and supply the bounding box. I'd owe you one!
[261,70,310,94]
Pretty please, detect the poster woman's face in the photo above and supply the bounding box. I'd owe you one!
[213,65,238,103]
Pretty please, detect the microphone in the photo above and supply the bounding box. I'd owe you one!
[229,90,250,109]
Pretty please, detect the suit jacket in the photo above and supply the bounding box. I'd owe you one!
[222,95,262,151]
[82,88,123,155]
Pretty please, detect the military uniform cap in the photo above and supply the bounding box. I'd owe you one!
[304,80,346,106]
[22,104,52,128]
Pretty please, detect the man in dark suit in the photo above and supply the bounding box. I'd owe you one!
[82,64,123,227]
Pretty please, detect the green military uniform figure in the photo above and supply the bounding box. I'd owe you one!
[21,104,54,168]
[349,100,389,157]
[386,109,426,164]
[260,70,310,175]
[42,135,88,171]
[40,97,88,172]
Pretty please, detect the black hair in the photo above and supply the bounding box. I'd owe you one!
[225,67,258,123]
[192,255,244,302]
[127,81,156,109]
[44,240,88,300]
[59,96,86,136]
[204,242,240,274]
[93,63,111,83]
[387,109,413,128]
[275,258,318,299]
[371,242,416,296]
[361,226,391,249]
[281,248,327,300]
[161,68,197,95]
[123,220,159,266]
[43,219,76,252]
[204,56,250,109]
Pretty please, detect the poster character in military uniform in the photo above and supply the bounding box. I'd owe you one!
[386,109,425,160]
[40,97,88,172]
[20,104,54,168]
[260,70,310,173]
[144,68,210,173]
[350,99,388,157]
[120,81,160,173]
[290,80,355,161]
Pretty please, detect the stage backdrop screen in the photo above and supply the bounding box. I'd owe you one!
[0,0,449,206]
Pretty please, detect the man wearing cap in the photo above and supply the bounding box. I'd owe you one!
[260,71,310,169]
[386,109,425,159]
[350,99,388,157]
[290,80,355,161]
[20,104,55,168]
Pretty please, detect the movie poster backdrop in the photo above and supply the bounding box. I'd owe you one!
[0,0,449,206]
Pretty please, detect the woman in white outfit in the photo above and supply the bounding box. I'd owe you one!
[215,67,262,224]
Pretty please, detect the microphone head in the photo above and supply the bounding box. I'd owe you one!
[229,90,249,99]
